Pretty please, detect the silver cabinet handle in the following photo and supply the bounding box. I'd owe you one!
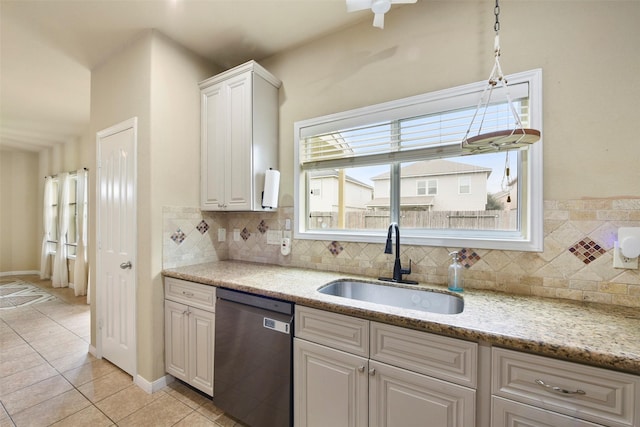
[358,366,365,372]
[369,368,376,376]
[120,261,132,269]
[182,291,194,297]
[535,379,586,396]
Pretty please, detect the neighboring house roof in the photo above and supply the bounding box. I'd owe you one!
[308,169,373,189]
[367,196,435,208]
[371,159,492,180]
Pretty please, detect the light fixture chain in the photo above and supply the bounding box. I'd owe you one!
[494,0,500,33]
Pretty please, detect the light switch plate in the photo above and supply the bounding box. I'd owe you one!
[233,229,240,242]
[218,228,226,242]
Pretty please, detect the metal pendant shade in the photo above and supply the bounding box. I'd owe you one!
[462,0,541,154]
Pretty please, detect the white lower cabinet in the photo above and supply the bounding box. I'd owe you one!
[164,278,215,396]
[369,360,476,427]
[491,347,640,427]
[295,339,368,427]
[294,306,477,427]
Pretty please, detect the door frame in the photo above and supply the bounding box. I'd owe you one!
[95,117,138,376]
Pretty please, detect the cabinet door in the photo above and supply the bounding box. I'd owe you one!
[225,72,253,210]
[201,82,226,210]
[165,300,189,382]
[294,338,368,427]
[188,306,215,396]
[369,361,476,427]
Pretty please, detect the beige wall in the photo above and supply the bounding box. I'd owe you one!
[145,33,218,380]
[90,30,217,383]
[263,0,640,204]
[0,150,40,272]
[0,136,87,274]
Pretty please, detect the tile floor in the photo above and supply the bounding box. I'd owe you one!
[0,275,243,427]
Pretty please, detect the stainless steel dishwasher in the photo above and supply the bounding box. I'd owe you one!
[213,288,294,427]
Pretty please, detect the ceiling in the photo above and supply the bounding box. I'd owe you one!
[0,0,380,153]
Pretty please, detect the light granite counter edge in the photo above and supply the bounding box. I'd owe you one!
[162,261,640,375]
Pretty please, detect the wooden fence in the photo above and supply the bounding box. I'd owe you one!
[309,210,517,231]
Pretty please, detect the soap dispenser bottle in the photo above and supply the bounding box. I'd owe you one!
[448,251,464,292]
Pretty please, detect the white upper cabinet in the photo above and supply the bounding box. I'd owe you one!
[200,60,281,211]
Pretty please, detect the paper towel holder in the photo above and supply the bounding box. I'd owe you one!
[262,168,280,210]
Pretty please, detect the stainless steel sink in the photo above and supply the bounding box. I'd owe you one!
[317,280,464,315]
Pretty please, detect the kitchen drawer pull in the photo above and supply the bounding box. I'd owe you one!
[182,291,194,297]
[535,379,586,396]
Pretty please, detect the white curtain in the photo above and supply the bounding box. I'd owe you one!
[40,177,54,279]
[52,173,70,288]
[73,169,89,297]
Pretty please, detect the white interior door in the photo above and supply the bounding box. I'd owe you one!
[97,117,137,376]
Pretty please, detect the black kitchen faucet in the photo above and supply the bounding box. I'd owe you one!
[378,223,418,285]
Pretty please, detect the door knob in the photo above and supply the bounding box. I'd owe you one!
[120,261,132,269]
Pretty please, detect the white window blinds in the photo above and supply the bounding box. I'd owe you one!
[298,82,529,169]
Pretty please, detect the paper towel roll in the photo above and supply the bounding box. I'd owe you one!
[262,169,280,209]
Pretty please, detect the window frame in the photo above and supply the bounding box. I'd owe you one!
[427,179,438,196]
[47,174,80,258]
[293,69,543,251]
[458,176,471,195]
[417,180,427,196]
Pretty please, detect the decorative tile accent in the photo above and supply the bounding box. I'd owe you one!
[569,238,606,264]
[257,220,268,234]
[459,248,480,269]
[328,241,343,256]
[240,228,251,241]
[171,229,186,244]
[165,202,640,308]
[196,220,209,234]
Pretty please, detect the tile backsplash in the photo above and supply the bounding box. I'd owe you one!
[163,199,640,308]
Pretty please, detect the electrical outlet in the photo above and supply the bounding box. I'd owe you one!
[218,228,226,242]
[613,242,639,269]
[233,229,240,242]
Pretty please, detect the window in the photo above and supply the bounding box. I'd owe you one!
[417,180,438,196]
[47,175,81,257]
[294,69,543,251]
[427,180,437,195]
[458,177,471,194]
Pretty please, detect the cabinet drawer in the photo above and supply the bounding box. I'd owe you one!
[371,322,477,388]
[295,306,369,357]
[492,396,602,427]
[164,277,216,311]
[492,347,640,427]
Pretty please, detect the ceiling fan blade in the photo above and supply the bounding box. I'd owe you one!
[346,0,373,12]
[373,13,385,29]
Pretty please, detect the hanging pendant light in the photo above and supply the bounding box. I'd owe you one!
[462,0,540,154]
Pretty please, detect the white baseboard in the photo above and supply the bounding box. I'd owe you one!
[0,270,40,277]
[89,345,98,357]
[135,374,174,394]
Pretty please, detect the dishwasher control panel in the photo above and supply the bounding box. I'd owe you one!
[264,317,290,334]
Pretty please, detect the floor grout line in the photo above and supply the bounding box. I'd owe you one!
[1,277,235,427]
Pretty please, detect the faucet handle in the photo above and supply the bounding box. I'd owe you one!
[401,259,412,276]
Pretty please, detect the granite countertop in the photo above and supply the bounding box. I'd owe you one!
[162,260,640,375]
